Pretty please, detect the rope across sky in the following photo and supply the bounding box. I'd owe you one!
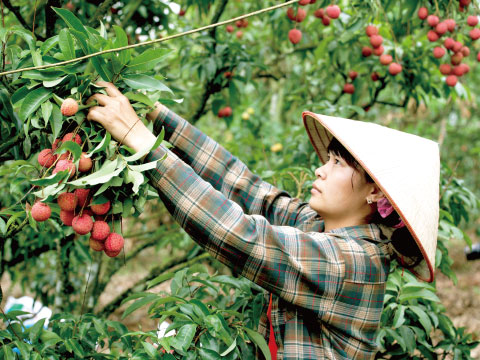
[0,0,300,77]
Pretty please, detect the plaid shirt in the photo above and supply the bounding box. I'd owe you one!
[144,108,392,359]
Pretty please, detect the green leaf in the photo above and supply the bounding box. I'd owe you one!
[408,305,432,334]
[220,337,237,356]
[3,345,15,360]
[50,104,63,140]
[59,29,76,60]
[125,48,170,72]
[91,55,113,82]
[122,74,173,94]
[398,288,440,304]
[88,131,111,156]
[392,304,405,329]
[41,101,53,128]
[197,348,222,360]
[142,341,157,357]
[53,7,88,37]
[123,129,164,162]
[128,161,158,172]
[28,318,45,343]
[147,272,175,289]
[33,182,66,199]
[122,294,158,319]
[44,76,67,88]
[243,327,271,360]
[94,176,124,197]
[65,339,85,357]
[399,326,416,354]
[125,169,144,194]
[113,25,131,65]
[125,92,155,107]
[170,324,197,352]
[56,140,83,162]
[68,158,125,186]
[19,87,52,121]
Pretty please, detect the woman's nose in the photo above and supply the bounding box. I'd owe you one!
[315,165,326,179]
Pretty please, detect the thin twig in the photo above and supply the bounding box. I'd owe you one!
[0,0,301,77]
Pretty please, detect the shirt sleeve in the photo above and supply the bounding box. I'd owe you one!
[151,107,317,227]
[144,144,346,318]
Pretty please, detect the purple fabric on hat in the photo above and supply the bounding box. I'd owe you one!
[377,197,394,218]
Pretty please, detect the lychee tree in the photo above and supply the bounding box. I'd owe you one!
[0,0,479,359]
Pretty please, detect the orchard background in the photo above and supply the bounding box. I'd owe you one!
[1,0,480,358]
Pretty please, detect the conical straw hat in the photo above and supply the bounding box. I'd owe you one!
[302,111,440,282]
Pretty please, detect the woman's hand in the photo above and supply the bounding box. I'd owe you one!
[87,81,156,153]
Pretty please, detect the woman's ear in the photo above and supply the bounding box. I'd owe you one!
[369,184,385,202]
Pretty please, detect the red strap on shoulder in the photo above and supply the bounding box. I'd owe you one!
[267,293,278,360]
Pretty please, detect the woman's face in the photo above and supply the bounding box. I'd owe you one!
[309,151,374,225]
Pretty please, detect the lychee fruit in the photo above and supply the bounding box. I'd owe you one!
[433,47,445,58]
[52,138,61,151]
[178,9,186,16]
[60,98,79,116]
[461,46,470,57]
[418,7,428,20]
[314,8,324,19]
[427,30,439,42]
[379,54,393,65]
[91,221,110,241]
[236,31,243,39]
[343,83,355,94]
[444,38,455,50]
[90,238,105,252]
[293,8,306,22]
[90,201,111,215]
[450,52,463,65]
[38,149,57,168]
[362,46,372,57]
[365,25,378,37]
[452,41,463,53]
[62,132,82,145]
[321,16,331,26]
[75,188,90,208]
[445,19,456,32]
[226,25,234,33]
[57,192,78,211]
[467,15,478,27]
[348,71,358,80]
[299,0,310,5]
[105,233,125,252]
[78,153,92,173]
[388,63,402,76]
[439,64,452,75]
[369,35,383,48]
[446,75,457,87]
[373,45,384,56]
[53,159,75,178]
[469,28,480,40]
[325,5,340,19]
[31,202,51,222]
[288,29,302,44]
[59,210,75,226]
[104,248,121,257]
[72,214,93,235]
[435,22,447,36]
[427,15,439,27]
[371,72,380,81]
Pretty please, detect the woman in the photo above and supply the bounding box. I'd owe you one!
[87,81,440,359]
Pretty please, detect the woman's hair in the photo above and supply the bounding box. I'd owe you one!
[326,137,423,266]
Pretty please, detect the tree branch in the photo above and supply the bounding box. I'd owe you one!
[208,0,229,41]
[2,0,45,41]
[98,251,210,317]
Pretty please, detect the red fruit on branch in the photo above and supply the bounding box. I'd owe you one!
[38,149,57,168]
[433,47,446,58]
[427,30,439,42]
[452,65,464,77]
[348,71,358,80]
[461,46,470,57]
[91,221,110,241]
[90,200,111,215]
[467,15,478,27]
[445,19,456,32]
[444,38,455,50]
[435,22,447,36]
[299,0,310,5]
[369,35,383,48]
[178,9,186,16]
[287,7,296,21]
[105,233,125,253]
[459,63,470,74]
[62,132,82,145]
[325,5,341,19]
[451,52,463,65]
[78,152,92,172]
[59,210,75,226]
[60,98,78,116]
[470,28,480,40]
[460,0,471,6]
[226,25,234,33]
[371,72,380,81]
[427,15,439,27]
[72,214,93,235]
[236,31,243,39]
[58,192,78,211]
[418,7,428,20]
[439,64,452,75]
[373,45,384,56]
[322,16,331,26]
[446,75,457,87]
[314,9,324,19]
[52,138,61,151]
[477,52,480,62]
[452,41,463,53]
[362,46,372,57]
[31,202,51,222]
[388,63,402,76]
[343,83,355,94]
[75,188,90,208]
[90,238,105,252]
[365,25,378,37]
[288,29,302,44]
[379,54,393,65]
[53,159,75,178]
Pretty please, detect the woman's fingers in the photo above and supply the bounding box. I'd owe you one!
[88,93,111,106]
[95,81,123,97]
[87,106,107,124]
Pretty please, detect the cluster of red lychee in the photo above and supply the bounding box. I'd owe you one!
[286,2,340,45]
[32,98,125,257]
[361,25,403,75]
[418,4,479,87]
[30,192,124,257]
[217,106,232,118]
[226,17,249,39]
